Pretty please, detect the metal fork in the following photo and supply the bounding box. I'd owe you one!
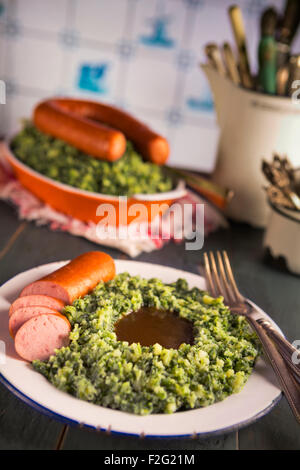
[203,250,300,424]
[204,251,300,379]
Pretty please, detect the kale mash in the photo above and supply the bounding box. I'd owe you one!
[11,123,173,196]
[33,273,259,415]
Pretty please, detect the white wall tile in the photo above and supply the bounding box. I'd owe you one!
[182,66,215,117]
[170,122,219,172]
[10,36,63,91]
[0,31,6,76]
[125,54,176,111]
[7,92,44,135]
[16,0,68,34]
[74,0,128,45]
[0,0,10,76]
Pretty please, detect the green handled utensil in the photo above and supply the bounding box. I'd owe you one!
[258,7,278,94]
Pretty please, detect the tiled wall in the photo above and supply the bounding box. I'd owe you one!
[0,0,294,171]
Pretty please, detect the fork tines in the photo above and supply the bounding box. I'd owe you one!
[203,251,243,304]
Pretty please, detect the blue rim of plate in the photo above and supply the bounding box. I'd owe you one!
[0,371,282,439]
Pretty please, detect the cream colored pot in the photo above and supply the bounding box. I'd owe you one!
[264,202,300,275]
[202,64,300,228]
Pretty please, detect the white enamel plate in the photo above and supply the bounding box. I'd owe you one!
[0,260,281,438]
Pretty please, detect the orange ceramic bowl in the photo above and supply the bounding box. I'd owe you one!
[2,142,186,226]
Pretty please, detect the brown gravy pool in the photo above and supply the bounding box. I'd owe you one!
[115,307,194,349]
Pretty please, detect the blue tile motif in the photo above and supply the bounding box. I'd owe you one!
[140,14,175,48]
[186,93,214,112]
[78,63,109,94]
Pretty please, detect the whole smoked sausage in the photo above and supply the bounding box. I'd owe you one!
[20,251,116,304]
[33,98,169,165]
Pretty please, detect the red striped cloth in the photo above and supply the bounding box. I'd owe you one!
[0,157,227,257]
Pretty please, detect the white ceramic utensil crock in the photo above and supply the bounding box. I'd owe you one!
[202,64,300,228]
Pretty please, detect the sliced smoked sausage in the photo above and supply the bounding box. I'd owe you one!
[9,295,65,317]
[14,313,71,362]
[9,306,61,338]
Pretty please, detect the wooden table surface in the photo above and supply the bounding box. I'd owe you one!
[0,200,299,450]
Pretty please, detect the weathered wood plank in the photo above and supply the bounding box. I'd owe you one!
[239,399,300,450]
[0,216,122,286]
[0,203,298,449]
[0,383,62,449]
[0,201,23,254]
[62,426,236,450]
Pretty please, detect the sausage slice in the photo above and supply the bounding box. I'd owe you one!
[9,306,61,338]
[14,313,71,362]
[9,295,65,317]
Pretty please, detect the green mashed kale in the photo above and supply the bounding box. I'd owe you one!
[11,123,173,196]
[32,273,260,415]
